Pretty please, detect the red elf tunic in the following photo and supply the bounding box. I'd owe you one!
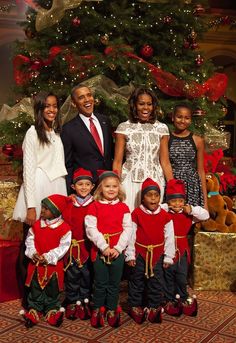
[86,200,131,262]
[132,206,173,277]
[168,211,192,263]
[25,219,71,290]
[63,196,93,269]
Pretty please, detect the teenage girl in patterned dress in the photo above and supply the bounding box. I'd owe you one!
[168,104,207,208]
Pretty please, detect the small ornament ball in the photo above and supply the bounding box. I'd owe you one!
[193,4,205,16]
[2,144,14,157]
[72,17,81,27]
[195,54,204,66]
[140,45,153,58]
[100,34,109,45]
[221,106,228,116]
[163,16,172,24]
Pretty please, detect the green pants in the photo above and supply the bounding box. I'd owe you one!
[93,253,124,310]
[27,272,61,314]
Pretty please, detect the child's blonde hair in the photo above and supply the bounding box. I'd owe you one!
[93,177,126,202]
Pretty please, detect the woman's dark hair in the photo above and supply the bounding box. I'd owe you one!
[173,103,192,116]
[34,91,61,145]
[128,87,158,124]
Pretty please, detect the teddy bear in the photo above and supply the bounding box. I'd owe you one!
[199,172,236,233]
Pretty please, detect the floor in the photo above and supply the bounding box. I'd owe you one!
[0,282,236,343]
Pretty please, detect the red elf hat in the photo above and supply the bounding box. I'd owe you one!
[97,169,119,182]
[73,167,93,184]
[166,179,186,201]
[41,194,69,217]
[141,178,160,198]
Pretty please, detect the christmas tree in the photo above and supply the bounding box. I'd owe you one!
[0,0,229,148]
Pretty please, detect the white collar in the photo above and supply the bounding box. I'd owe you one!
[73,195,93,207]
[99,198,120,205]
[41,215,64,228]
[140,204,161,215]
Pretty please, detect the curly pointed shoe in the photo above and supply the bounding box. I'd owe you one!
[182,295,198,317]
[99,306,106,327]
[129,306,145,324]
[90,308,100,328]
[76,299,91,320]
[147,306,163,323]
[20,308,41,328]
[46,307,65,327]
[164,295,183,316]
[65,303,77,320]
[107,306,122,327]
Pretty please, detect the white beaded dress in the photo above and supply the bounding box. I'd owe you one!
[115,120,169,212]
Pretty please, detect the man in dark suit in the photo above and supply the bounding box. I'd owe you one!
[61,84,114,193]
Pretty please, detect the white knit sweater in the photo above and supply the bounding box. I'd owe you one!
[22,125,67,208]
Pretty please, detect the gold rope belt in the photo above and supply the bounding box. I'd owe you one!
[101,231,122,265]
[64,238,86,271]
[175,235,187,263]
[136,241,164,278]
[36,261,48,288]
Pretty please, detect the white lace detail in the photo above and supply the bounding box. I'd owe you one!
[115,120,169,182]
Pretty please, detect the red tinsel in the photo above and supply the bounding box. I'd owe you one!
[13,45,228,101]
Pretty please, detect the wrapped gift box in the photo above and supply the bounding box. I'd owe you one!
[0,181,23,241]
[192,231,236,291]
[0,240,22,302]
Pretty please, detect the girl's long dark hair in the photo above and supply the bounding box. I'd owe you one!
[128,87,158,124]
[34,91,61,145]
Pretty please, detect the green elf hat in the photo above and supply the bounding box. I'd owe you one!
[41,194,68,218]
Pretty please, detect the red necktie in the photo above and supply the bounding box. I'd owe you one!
[89,118,103,155]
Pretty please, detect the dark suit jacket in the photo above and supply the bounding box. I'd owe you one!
[61,112,114,192]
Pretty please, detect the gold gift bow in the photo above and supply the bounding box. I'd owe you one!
[136,241,164,278]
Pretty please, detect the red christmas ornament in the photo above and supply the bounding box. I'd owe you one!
[163,16,172,24]
[191,42,198,50]
[104,46,114,56]
[193,4,205,16]
[183,39,190,49]
[140,45,153,58]
[195,54,204,66]
[30,58,44,71]
[2,144,15,157]
[72,17,81,27]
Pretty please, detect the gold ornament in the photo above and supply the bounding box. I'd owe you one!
[100,34,109,45]
[109,63,116,70]
[221,106,228,116]
[94,98,101,106]
[24,0,100,32]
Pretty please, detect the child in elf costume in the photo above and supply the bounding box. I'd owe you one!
[62,168,95,320]
[85,170,133,328]
[20,194,71,328]
[125,178,175,324]
[162,179,209,317]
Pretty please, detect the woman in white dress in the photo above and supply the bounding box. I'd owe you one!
[113,87,173,212]
[13,91,67,306]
